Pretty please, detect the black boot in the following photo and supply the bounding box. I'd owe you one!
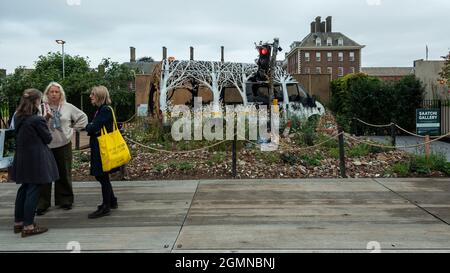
[88,205,110,219]
[111,197,118,209]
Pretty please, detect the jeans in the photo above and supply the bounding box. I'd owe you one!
[15,184,42,226]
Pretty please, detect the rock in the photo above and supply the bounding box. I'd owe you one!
[353,161,362,166]
[299,166,307,174]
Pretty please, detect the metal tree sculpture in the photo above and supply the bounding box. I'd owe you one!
[159,59,191,116]
[188,61,231,113]
[228,63,257,105]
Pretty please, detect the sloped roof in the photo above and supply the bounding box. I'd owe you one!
[361,67,414,77]
[298,32,363,47]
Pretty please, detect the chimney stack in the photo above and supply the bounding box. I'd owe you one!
[326,16,332,33]
[162,46,167,60]
[130,47,136,63]
[221,46,224,63]
[311,21,315,33]
[190,46,194,60]
[320,22,326,33]
[315,16,321,33]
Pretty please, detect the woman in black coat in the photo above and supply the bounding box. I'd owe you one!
[11,89,59,237]
[85,86,118,219]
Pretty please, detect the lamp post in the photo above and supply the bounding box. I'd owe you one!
[55,40,66,79]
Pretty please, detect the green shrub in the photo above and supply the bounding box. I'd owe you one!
[317,133,338,149]
[329,148,340,159]
[391,162,410,177]
[153,164,166,173]
[442,163,450,176]
[409,154,448,175]
[300,153,323,166]
[330,73,424,134]
[347,144,370,157]
[256,151,281,164]
[177,162,195,171]
[211,152,226,164]
[281,153,299,165]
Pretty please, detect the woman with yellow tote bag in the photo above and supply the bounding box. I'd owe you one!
[85,86,130,219]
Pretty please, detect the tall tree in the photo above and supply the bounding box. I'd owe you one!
[439,51,450,88]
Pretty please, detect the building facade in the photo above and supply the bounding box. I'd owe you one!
[360,67,414,81]
[413,59,448,100]
[286,16,365,80]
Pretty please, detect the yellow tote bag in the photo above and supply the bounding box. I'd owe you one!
[97,107,131,172]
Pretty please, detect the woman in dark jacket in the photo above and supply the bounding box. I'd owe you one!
[11,89,59,237]
[85,86,118,219]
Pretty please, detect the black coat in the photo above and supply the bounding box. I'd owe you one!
[85,104,119,176]
[10,115,59,184]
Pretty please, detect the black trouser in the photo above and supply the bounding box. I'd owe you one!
[95,174,116,208]
[38,142,73,209]
[15,184,42,226]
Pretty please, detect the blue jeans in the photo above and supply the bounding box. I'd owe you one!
[15,184,42,226]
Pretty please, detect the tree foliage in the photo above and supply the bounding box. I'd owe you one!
[439,51,450,87]
[330,73,425,134]
[0,52,137,122]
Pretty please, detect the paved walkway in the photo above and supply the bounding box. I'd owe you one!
[368,136,450,162]
[1,178,450,253]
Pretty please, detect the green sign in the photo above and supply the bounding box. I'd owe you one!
[416,108,440,136]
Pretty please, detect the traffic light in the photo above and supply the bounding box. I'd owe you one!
[256,44,271,80]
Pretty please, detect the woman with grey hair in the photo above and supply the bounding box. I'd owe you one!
[36,82,88,215]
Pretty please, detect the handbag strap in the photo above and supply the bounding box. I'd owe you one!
[100,106,118,136]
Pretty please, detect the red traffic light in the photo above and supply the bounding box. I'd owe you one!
[259,47,269,55]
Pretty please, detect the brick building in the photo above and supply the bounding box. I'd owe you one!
[286,16,365,80]
[360,67,414,81]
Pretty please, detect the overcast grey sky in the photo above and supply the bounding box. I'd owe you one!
[0,0,449,73]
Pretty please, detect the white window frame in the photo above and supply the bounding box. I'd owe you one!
[316,52,321,62]
[338,38,344,46]
[316,38,322,47]
[327,52,332,62]
[350,67,355,74]
[327,67,333,75]
[305,67,310,74]
[350,52,355,62]
[316,67,321,74]
[305,52,310,62]
[338,67,344,77]
[327,37,332,46]
[338,52,344,62]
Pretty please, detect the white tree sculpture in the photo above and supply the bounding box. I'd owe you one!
[189,61,231,113]
[228,63,257,105]
[274,65,297,109]
[159,59,191,116]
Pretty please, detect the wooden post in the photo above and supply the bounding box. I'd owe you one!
[425,135,431,159]
[232,130,237,178]
[75,130,80,150]
[338,127,347,178]
[390,123,396,148]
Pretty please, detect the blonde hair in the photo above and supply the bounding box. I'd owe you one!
[91,85,112,106]
[43,82,66,104]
